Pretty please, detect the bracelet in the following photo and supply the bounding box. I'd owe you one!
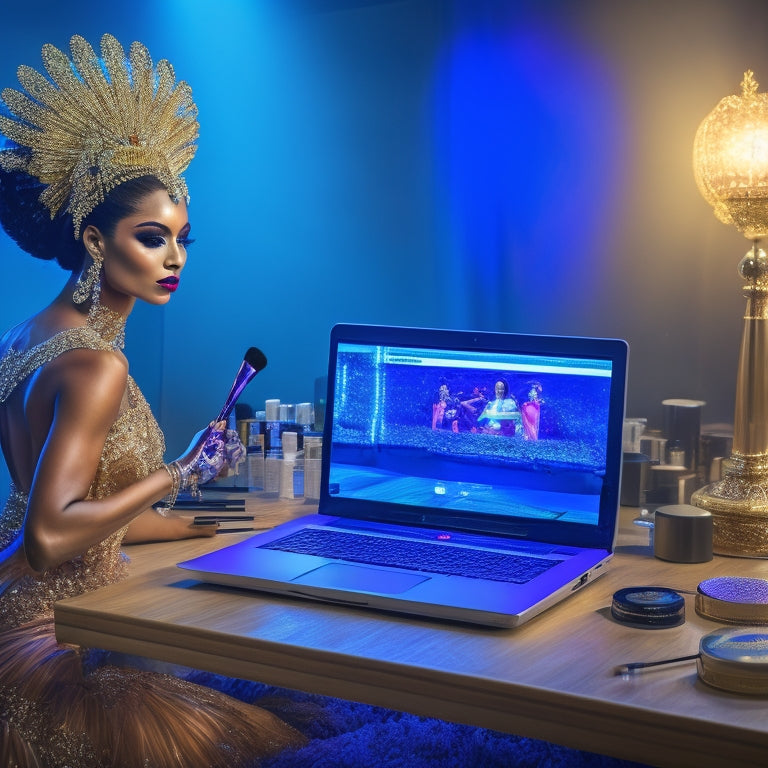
[188,470,200,499]
[169,460,202,500]
[163,462,181,512]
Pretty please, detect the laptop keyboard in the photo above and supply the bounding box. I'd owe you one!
[262,527,561,584]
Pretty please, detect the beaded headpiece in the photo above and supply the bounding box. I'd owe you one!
[0,33,198,238]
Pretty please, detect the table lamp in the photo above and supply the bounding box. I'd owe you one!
[691,70,768,556]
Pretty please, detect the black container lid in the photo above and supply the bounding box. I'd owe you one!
[611,586,686,628]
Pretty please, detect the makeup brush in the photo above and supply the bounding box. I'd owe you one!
[215,347,268,424]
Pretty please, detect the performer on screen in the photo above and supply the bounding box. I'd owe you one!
[477,379,521,436]
[522,381,544,441]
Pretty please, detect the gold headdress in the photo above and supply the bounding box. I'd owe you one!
[0,33,198,238]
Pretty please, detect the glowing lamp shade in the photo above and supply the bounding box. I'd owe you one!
[694,71,768,240]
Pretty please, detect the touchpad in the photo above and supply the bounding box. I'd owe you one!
[291,563,429,594]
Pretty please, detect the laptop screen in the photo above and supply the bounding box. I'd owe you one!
[321,325,627,549]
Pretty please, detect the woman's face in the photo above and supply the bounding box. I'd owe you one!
[495,381,506,399]
[97,189,192,306]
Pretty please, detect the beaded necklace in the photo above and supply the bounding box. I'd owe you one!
[87,299,126,351]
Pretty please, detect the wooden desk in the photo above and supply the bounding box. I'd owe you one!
[55,500,768,768]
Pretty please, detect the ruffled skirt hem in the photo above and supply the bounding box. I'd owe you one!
[0,617,305,768]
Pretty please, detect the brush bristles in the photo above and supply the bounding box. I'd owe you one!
[244,347,267,372]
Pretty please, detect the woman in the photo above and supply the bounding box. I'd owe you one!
[477,379,521,436]
[0,34,303,766]
[521,381,543,441]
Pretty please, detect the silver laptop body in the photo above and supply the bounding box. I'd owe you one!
[179,323,628,628]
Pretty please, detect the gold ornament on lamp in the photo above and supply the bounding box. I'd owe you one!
[691,70,768,556]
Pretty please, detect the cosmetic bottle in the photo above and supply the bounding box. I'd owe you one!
[303,435,322,500]
[265,398,281,453]
[279,431,304,499]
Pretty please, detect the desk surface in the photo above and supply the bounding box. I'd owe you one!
[55,499,768,768]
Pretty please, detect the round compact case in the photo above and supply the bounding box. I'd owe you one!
[695,577,768,624]
[698,626,768,694]
[611,587,686,628]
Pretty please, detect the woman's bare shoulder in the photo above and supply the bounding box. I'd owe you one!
[25,342,129,421]
[48,345,128,389]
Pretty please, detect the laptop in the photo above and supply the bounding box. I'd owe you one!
[178,323,628,628]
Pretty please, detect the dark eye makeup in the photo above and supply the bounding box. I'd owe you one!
[136,233,166,248]
[135,231,195,249]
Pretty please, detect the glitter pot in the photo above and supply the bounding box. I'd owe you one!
[611,587,686,628]
[695,576,768,624]
[698,627,768,694]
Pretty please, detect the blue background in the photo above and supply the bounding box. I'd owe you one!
[0,0,763,495]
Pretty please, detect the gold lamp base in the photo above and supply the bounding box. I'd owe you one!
[692,454,768,557]
[688,244,768,558]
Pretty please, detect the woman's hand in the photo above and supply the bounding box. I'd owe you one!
[123,509,219,543]
[171,420,227,493]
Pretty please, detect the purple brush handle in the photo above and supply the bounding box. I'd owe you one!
[215,361,258,423]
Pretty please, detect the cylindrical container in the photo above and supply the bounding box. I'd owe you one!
[610,587,685,628]
[279,403,296,423]
[667,442,686,467]
[654,504,713,563]
[282,431,299,457]
[640,434,667,465]
[303,435,323,459]
[264,454,281,494]
[662,398,705,472]
[265,400,281,453]
[303,436,323,500]
[696,576,768,624]
[622,418,647,453]
[246,443,264,490]
[279,456,297,499]
[236,418,254,447]
[620,453,651,507]
[296,402,314,430]
[698,626,768,694]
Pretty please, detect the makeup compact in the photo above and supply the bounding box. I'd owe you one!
[611,586,686,628]
[698,626,768,694]
[696,576,768,624]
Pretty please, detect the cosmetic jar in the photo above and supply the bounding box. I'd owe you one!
[696,576,768,624]
[611,587,685,628]
[698,626,768,694]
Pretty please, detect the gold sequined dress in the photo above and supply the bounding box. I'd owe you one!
[0,325,303,767]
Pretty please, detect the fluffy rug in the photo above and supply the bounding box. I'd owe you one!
[186,671,648,768]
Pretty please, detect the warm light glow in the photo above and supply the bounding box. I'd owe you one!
[693,70,768,239]
[720,126,768,183]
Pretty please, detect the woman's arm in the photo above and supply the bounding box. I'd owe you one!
[123,508,218,543]
[23,348,175,571]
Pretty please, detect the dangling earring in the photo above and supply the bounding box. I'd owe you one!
[73,252,103,305]
[76,251,127,350]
